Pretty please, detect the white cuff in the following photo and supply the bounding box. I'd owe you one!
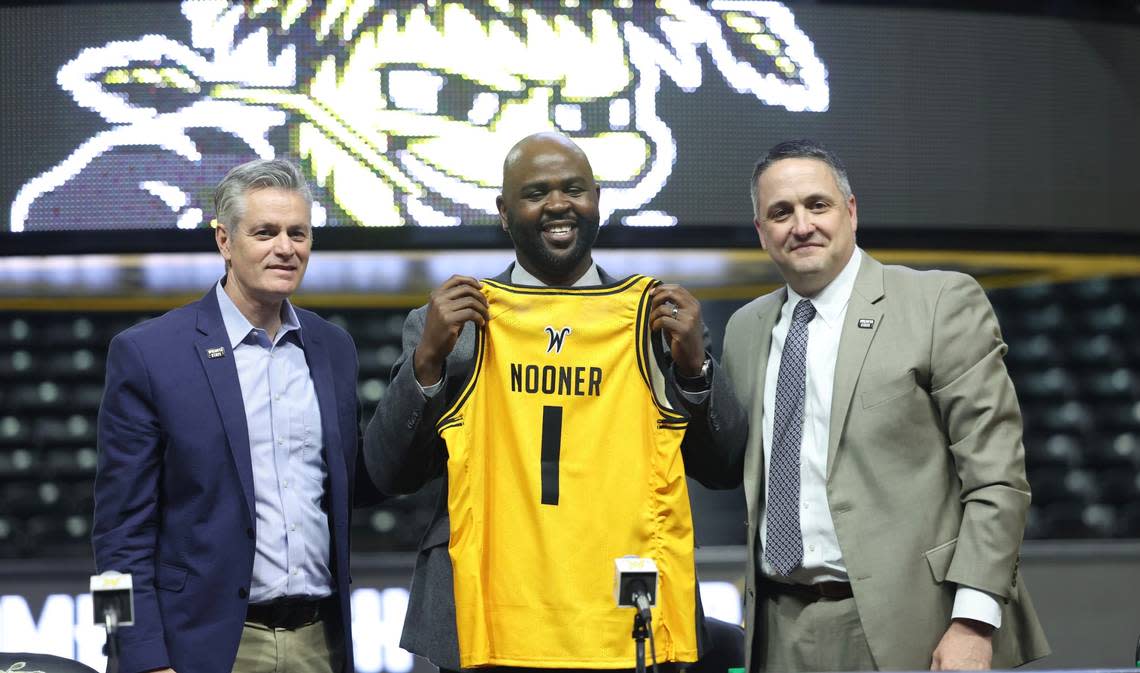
[418,377,444,399]
[951,585,1002,629]
[676,386,710,404]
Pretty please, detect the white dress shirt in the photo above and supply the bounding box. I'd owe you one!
[758,248,1001,628]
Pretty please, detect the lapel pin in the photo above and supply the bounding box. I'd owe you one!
[857,318,875,329]
[206,346,226,359]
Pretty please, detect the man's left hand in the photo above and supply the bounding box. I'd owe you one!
[931,619,994,671]
[648,284,704,377]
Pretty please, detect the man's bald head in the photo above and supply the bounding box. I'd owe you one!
[496,132,601,286]
[501,132,595,196]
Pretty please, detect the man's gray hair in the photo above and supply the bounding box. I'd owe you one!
[214,158,313,228]
[750,139,852,218]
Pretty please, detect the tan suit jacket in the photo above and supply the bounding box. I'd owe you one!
[721,253,1049,670]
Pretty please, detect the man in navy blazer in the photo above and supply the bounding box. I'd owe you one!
[93,159,378,673]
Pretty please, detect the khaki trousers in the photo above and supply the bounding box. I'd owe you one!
[232,617,343,673]
[757,592,877,672]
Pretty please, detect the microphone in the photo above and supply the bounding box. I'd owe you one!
[615,556,659,673]
[91,571,134,673]
[91,570,134,629]
[613,556,658,615]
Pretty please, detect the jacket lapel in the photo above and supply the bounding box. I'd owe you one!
[743,289,784,525]
[301,320,349,530]
[827,254,885,474]
[194,290,256,523]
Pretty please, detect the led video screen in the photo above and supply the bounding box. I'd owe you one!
[2,1,1138,232]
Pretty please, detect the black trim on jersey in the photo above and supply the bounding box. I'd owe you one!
[437,323,486,432]
[481,274,644,297]
[635,279,688,424]
[437,418,464,434]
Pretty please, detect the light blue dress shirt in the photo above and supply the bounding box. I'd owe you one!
[216,284,333,603]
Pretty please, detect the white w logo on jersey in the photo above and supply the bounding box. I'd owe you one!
[544,326,572,354]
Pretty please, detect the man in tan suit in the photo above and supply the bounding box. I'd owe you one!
[717,139,1049,671]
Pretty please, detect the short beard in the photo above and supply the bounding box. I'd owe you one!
[507,212,600,283]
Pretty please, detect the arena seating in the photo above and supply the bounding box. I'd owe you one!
[1,275,1138,558]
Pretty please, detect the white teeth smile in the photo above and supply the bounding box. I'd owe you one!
[548,226,572,234]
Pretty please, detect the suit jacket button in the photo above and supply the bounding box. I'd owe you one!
[246,528,254,539]
[238,587,248,599]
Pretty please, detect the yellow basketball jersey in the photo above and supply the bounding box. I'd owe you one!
[438,275,699,669]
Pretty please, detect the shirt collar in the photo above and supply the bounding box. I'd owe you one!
[785,247,863,329]
[215,282,303,349]
[510,261,602,287]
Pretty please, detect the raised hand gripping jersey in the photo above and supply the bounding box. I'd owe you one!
[437,274,699,669]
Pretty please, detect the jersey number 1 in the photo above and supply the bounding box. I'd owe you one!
[540,405,562,505]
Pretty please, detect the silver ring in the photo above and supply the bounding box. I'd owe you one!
[671,305,679,319]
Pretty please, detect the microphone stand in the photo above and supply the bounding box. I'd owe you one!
[103,606,121,673]
[630,589,657,673]
[631,608,649,673]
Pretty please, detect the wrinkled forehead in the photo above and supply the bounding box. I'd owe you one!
[234,187,314,228]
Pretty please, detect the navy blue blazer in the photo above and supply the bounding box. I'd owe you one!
[93,287,373,673]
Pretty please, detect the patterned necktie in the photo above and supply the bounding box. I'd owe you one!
[765,298,816,576]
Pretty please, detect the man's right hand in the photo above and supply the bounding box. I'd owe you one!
[413,275,489,387]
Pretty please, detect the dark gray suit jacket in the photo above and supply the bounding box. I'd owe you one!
[363,264,747,669]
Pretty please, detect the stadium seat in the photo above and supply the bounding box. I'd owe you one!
[358,344,402,378]
[1060,276,1114,305]
[1016,367,1076,400]
[1095,401,1140,433]
[25,513,91,556]
[41,317,100,347]
[0,416,31,448]
[1097,469,1140,505]
[1003,282,1054,307]
[1037,502,1111,539]
[0,317,35,347]
[1080,368,1138,399]
[1024,433,1082,469]
[1004,334,1062,370]
[1032,400,1094,435]
[1067,334,1127,367]
[0,349,37,380]
[1082,302,1132,334]
[44,348,104,380]
[33,415,96,445]
[45,446,98,478]
[0,448,39,480]
[1089,432,1140,468]
[0,514,28,556]
[1011,302,1066,335]
[7,381,68,411]
[1028,466,1098,506]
